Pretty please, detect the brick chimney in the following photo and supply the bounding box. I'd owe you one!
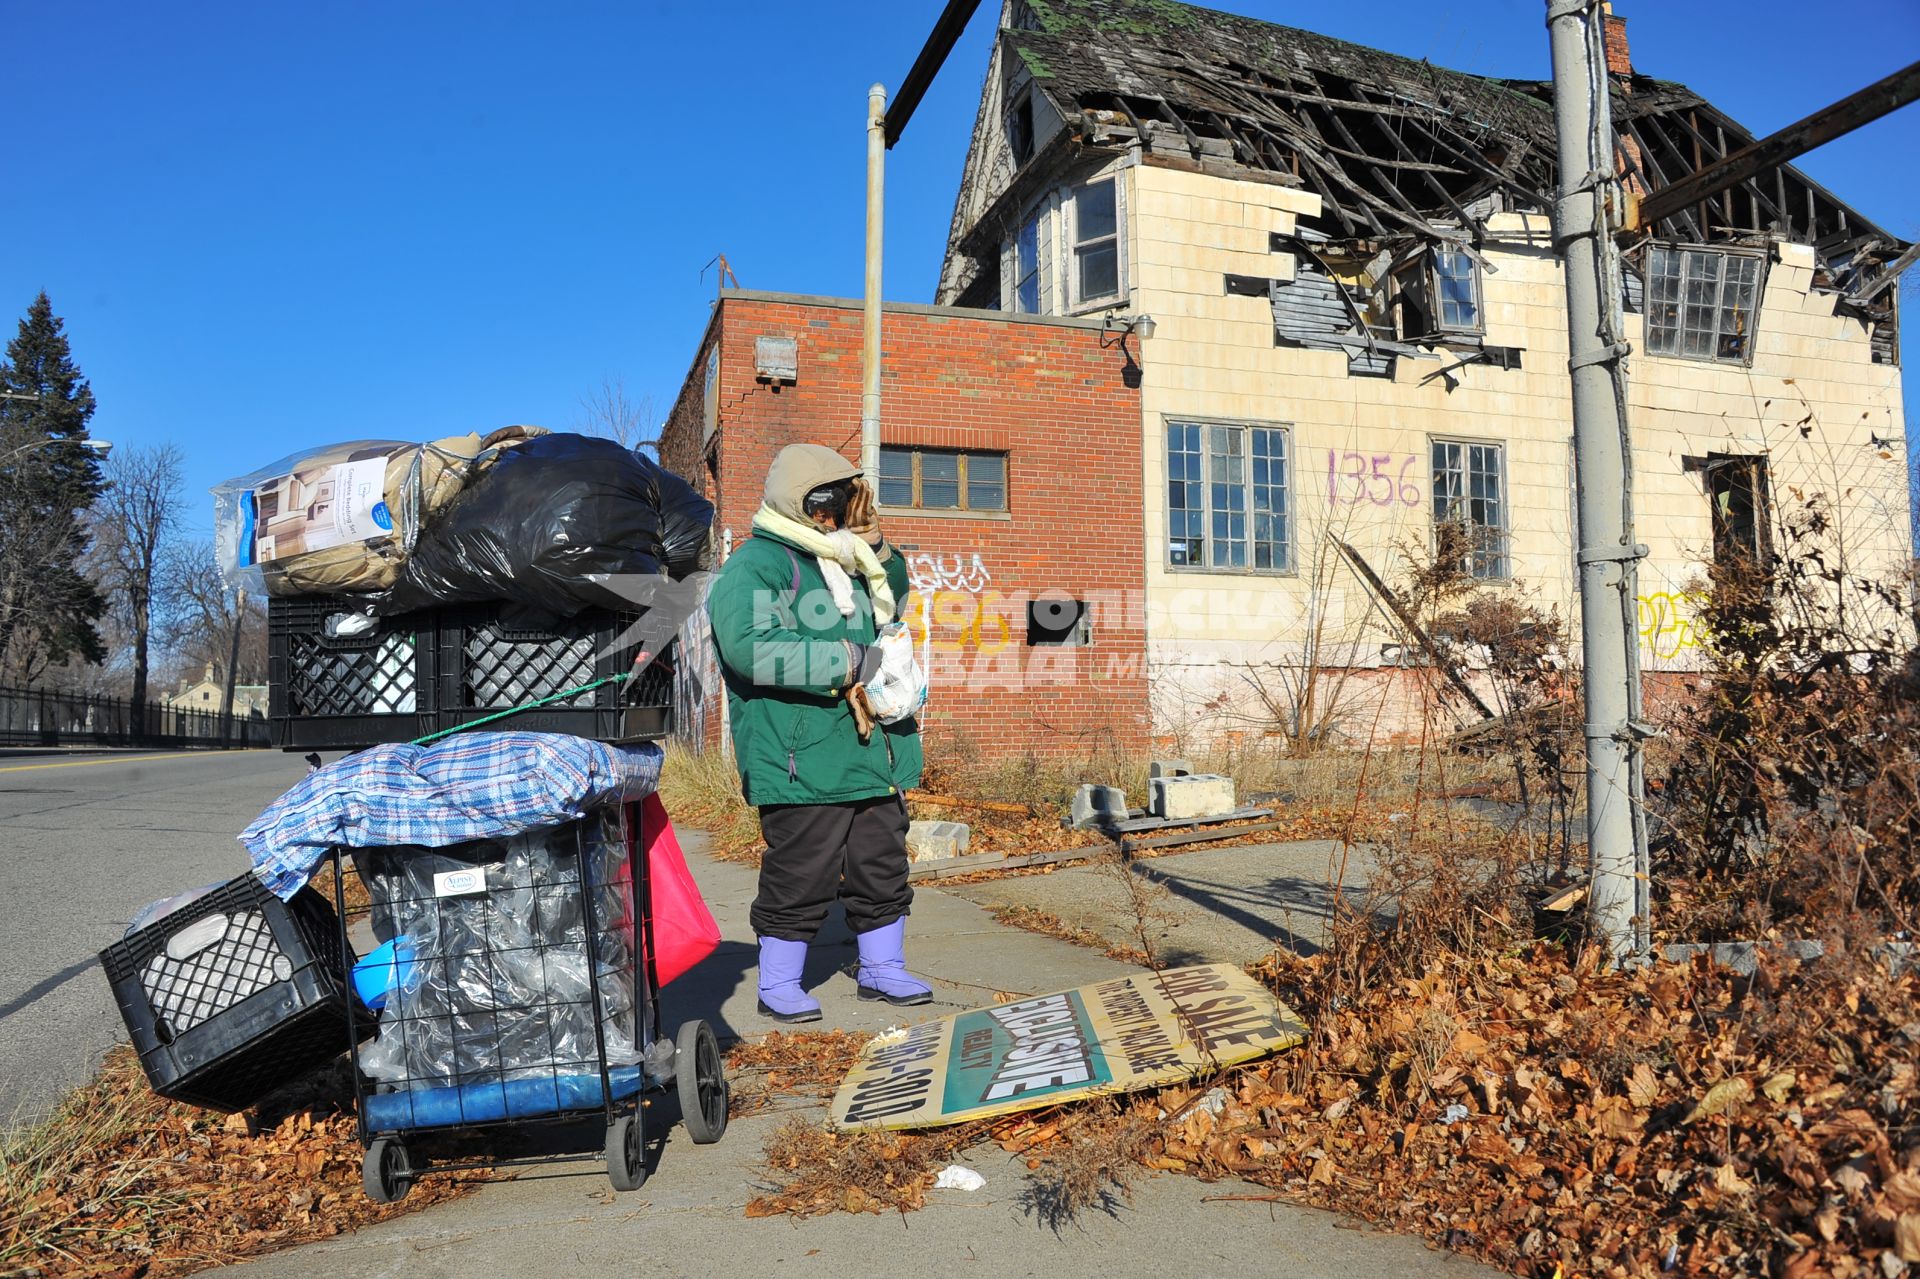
[1602,3,1632,81]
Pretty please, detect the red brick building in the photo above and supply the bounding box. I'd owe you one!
[660,290,1148,760]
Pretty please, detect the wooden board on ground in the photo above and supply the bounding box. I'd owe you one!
[828,964,1306,1131]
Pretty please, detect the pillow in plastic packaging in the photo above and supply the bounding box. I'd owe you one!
[213,427,543,597]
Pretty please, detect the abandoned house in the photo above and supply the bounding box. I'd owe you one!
[665,0,1911,753]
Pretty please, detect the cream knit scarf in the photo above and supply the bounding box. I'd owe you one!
[752,504,896,625]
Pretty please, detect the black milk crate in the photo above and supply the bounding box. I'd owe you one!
[269,595,437,749]
[98,872,367,1112]
[433,606,675,745]
[268,596,676,750]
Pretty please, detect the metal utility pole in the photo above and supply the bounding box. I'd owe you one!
[1544,0,1650,963]
[861,83,887,489]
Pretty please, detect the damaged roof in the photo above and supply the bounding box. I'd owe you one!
[997,0,1904,268]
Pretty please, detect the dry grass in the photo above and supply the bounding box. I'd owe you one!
[658,741,762,861]
[0,1048,478,1277]
[725,1030,873,1119]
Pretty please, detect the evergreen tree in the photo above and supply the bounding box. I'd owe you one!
[0,292,108,682]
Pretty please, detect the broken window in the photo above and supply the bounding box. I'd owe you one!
[1008,92,1035,167]
[878,446,1008,513]
[1072,178,1120,306]
[1394,245,1481,338]
[1704,454,1771,571]
[1434,247,1481,331]
[1166,421,1291,572]
[1431,439,1508,579]
[1645,245,1764,363]
[1027,598,1091,646]
[1015,214,1041,314]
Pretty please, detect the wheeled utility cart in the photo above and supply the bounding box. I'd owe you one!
[332,799,727,1202]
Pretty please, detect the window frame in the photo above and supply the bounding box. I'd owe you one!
[1069,176,1123,311]
[877,445,1010,515]
[1643,243,1767,365]
[1163,416,1295,576]
[1429,435,1510,581]
[1013,212,1041,315]
[1006,89,1036,168]
[1429,245,1484,334]
[1392,244,1484,339]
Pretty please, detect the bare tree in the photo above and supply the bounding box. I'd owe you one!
[577,375,658,450]
[92,443,185,732]
[161,538,266,737]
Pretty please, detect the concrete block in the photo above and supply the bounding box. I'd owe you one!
[1149,773,1236,820]
[1149,758,1193,780]
[906,820,972,862]
[1070,784,1129,831]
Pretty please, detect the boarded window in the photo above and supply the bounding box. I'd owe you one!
[1646,246,1763,362]
[1431,439,1508,579]
[1167,421,1291,572]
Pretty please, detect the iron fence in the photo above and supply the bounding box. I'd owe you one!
[0,684,271,749]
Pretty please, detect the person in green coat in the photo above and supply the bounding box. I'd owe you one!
[707,443,930,1022]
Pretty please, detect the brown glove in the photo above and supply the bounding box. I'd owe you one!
[848,683,878,743]
[844,478,883,548]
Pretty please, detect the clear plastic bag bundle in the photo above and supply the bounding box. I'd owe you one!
[355,812,647,1091]
[212,428,543,597]
[360,432,715,620]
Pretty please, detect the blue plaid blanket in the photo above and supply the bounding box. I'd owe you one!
[242,732,664,898]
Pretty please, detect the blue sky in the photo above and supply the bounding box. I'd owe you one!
[5,1,1916,541]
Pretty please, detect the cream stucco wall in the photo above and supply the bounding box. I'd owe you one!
[1123,162,1910,743]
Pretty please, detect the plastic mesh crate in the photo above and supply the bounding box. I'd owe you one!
[269,596,436,748]
[99,872,367,1112]
[268,598,674,749]
[432,607,675,744]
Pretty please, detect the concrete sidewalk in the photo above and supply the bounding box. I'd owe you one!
[948,839,1381,965]
[232,834,1491,1279]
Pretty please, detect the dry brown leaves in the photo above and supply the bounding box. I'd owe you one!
[2,1047,480,1278]
[725,1030,873,1118]
[739,946,1918,1279]
[745,1118,987,1219]
[1149,945,1920,1278]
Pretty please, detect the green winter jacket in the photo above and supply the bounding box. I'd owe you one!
[707,527,922,808]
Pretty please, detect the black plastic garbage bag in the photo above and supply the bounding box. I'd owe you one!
[366,433,713,619]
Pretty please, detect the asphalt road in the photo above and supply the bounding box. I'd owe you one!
[0,747,313,1124]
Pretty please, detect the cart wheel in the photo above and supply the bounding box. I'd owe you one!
[606,1112,648,1191]
[362,1138,411,1204]
[675,1019,729,1145]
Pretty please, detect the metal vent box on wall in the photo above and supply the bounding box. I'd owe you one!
[754,335,798,383]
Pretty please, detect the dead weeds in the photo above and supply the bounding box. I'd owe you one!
[0,1047,480,1278]
[725,1030,873,1119]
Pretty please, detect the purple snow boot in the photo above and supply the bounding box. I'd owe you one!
[756,937,822,1023]
[855,919,933,1006]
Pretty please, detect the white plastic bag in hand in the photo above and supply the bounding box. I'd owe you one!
[862,622,926,724]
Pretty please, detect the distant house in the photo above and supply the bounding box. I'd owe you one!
[667,0,1911,752]
[164,665,267,718]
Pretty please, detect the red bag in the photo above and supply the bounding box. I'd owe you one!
[616,794,721,987]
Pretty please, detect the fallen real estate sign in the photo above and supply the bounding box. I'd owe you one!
[829,963,1307,1131]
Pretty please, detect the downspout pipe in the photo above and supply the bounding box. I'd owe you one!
[1544,0,1651,964]
[862,83,886,489]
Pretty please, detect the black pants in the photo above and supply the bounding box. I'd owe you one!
[751,795,913,941]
